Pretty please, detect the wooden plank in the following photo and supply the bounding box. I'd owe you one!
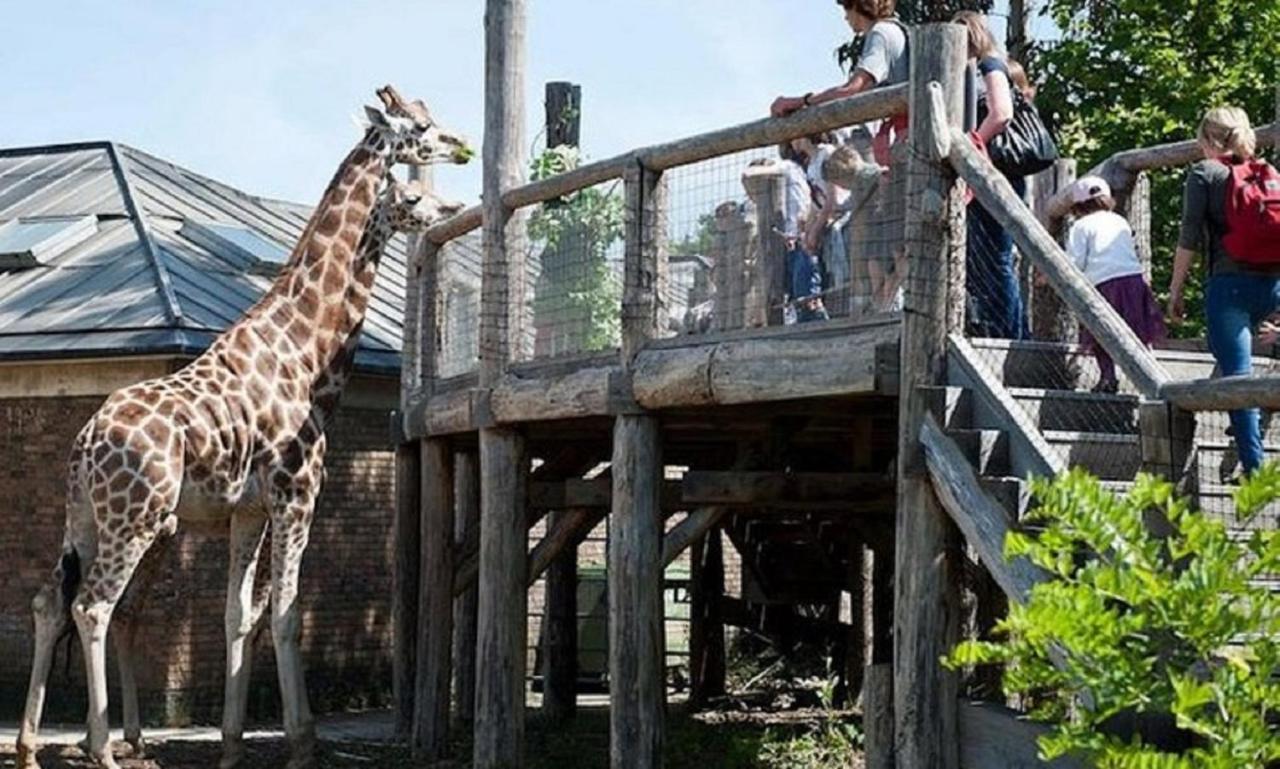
[1161,374,1280,411]
[540,507,588,722]
[412,440,454,760]
[959,701,1088,769]
[945,114,1169,398]
[894,25,969,769]
[1030,160,1077,343]
[919,413,1047,605]
[392,441,421,739]
[490,365,615,423]
[682,471,893,507]
[622,163,668,362]
[661,508,729,567]
[424,204,483,246]
[609,415,664,769]
[451,451,480,729]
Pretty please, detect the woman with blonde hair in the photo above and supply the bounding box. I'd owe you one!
[1169,105,1280,475]
[953,10,1025,339]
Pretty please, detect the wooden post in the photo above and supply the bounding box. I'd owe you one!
[610,160,667,769]
[540,79,585,724]
[1031,159,1077,343]
[542,508,580,721]
[392,441,421,738]
[452,450,480,729]
[688,529,726,708]
[475,2,529,767]
[742,165,788,326]
[413,441,455,759]
[1124,172,1152,281]
[712,202,750,330]
[1007,0,1030,63]
[894,24,967,769]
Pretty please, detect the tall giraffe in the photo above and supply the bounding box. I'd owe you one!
[16,86,470,769]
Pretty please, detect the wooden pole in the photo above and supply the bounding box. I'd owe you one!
[413,441,455,760]
[1007,0,1031,63]
[475,2,529,767]
[541,80,584,723]
[392,441,421,739]
[687,529,726,709]
[1125,172,1152,281]
[1030,159,1077,344]
[741,165,788,326]
[452,451,480,729]
[609,160,667,769]
[893,24,968,769]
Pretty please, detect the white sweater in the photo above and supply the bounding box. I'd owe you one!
[1067,210,1145,285]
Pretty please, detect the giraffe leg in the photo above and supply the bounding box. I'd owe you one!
[74,526,161,769]
[16,555,75,769]
[109,525,172,759]
[270,492,320,769]
[219,510,270,769]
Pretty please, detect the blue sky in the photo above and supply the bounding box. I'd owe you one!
[2,1,1051,206]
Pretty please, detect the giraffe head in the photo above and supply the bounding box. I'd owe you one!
[386,178,466,233]
[362,84,473,167]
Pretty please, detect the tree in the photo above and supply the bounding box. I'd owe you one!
[670,213,716,257]
[947,466,1280,767]
[1034,0,1280,336]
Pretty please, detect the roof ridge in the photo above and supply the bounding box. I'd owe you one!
[106,142,184,328]
[118,143,311,212]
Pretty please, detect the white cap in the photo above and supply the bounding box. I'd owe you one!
[1071,175,1111,204]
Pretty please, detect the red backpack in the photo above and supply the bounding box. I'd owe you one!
[1221,155,1280,265]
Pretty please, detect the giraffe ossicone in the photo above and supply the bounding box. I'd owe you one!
[15,86,470,769]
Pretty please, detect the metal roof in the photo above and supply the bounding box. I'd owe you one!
[0,140,433,375]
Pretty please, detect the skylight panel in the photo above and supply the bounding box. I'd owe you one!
[0,215,98,269]
[181,220,291,274]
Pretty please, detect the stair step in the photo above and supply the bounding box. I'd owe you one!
[947,428,1011,477]
[1008,387,1139,434]
[923,385,973,430]
[980,476,1032,520]
[1043,430,1141,480]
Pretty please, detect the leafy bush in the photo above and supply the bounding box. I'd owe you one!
[946,465,1280,768]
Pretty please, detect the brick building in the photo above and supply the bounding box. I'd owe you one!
[0,142,410,723]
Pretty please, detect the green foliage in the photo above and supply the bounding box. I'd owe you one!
[528,145,624,352]
[759,670,863,769]
[945,465,1280,767]
[1034,0,1280,337]
[671,213,716,257]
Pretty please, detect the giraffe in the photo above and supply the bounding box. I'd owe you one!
[16,85,471,769]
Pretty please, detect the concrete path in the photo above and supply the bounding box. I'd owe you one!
[0,709,396,747]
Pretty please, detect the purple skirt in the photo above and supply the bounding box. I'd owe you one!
[1080,274,1167,355]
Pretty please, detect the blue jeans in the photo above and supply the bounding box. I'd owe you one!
[788,246,829,323]
[1206,274,1280,473]
[966,175,1028,339]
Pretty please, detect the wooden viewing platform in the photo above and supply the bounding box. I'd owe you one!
[392,8,1280,769]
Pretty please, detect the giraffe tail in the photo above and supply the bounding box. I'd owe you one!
[53,548,82,679]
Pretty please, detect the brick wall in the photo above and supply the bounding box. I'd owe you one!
[0,393,398,725]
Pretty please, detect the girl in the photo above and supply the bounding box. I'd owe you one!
[1066,176,1166,393]
[954,10,1025,340]
[1169,106,1280,475]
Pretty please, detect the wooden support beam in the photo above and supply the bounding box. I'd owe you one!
[661,508,729,567]
[525,472,894,512]
[475,1,528,766]
[944,108,1169,398]
[1161,374,1280,411]
[894,25,968,769]
[688,529,726,708]
[392,441,421,739]
[452,451,480,730]
[527,508,605,587]
[920,412,1046,605]
[609,414,664,769]
[741,165,787,326]
[864,664,894,769]
[412,440,454,760]
[1030,160,1078,344]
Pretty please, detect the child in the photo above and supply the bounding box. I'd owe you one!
[1066,176,1167,392]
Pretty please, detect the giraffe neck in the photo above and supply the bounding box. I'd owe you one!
[220,130,392,391]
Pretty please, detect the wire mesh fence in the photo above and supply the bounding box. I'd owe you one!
[436,233,483,380]
[662,129,908,337]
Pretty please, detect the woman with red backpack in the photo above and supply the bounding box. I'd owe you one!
[1169,106,1280,475]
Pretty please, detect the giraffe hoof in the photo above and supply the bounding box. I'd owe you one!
[125,734,148,758]
[15,742,42,769]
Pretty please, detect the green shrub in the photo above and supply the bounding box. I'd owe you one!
[946,465,1280,768]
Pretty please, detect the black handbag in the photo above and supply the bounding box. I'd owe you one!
[985,89,1058,178]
